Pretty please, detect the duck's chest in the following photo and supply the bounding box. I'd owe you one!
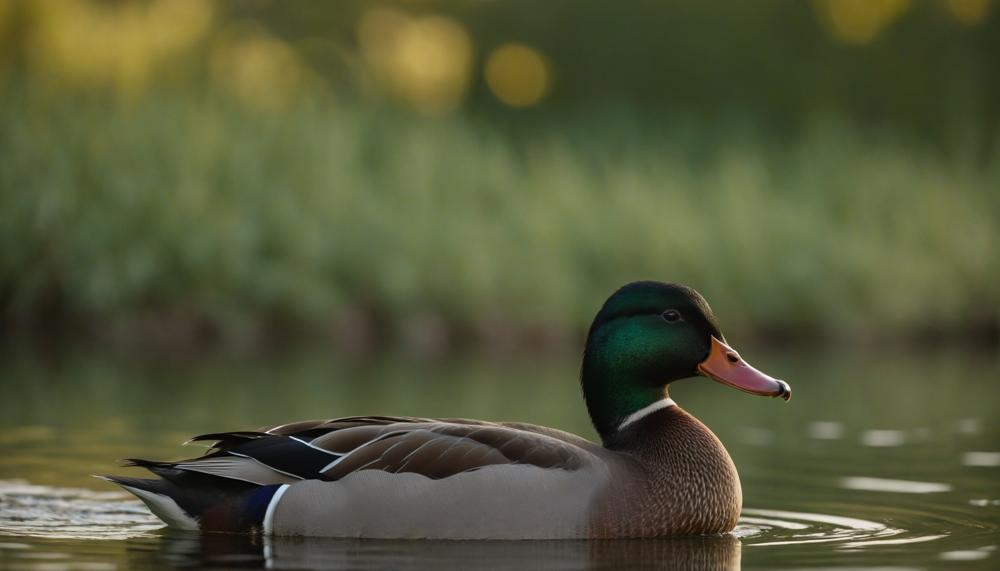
[589,408,743,537]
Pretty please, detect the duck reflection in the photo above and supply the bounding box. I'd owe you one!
[143,531,741,570]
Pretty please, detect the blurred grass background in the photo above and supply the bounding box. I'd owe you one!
[0,0,997,352]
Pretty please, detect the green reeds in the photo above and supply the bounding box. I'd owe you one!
[1,92,996,345]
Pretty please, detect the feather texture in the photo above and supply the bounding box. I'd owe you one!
[134,416,597,489]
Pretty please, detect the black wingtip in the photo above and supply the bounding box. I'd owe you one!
[120,458,165,468]
[119,458,190,482]
[95,473,165,493]
[188,431,269,442]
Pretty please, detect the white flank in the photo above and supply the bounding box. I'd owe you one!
[617,398,677,431]
[119,484,199,531]
[263,484,291,535]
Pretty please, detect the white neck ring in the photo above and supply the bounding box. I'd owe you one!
[617,398,676,431]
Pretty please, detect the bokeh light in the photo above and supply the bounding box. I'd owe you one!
[484,43,551,107]
[358,9,473,114]
[812,0,912,45]
[210,24,307,111]
[23,0,212,96]
[944,0,993,25]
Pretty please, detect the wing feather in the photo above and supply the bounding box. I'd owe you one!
[130,416,600,486]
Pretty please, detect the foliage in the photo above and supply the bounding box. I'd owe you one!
[1,89,996,343]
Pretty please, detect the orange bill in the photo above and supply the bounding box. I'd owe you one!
[697,336,791,400]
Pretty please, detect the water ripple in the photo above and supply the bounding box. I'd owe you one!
[839,476,952,494]
[0,479,162,540]
[738,508,920,549]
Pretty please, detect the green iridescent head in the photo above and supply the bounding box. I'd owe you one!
[582,281,789,444]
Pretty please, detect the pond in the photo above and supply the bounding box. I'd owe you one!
[0,345,997,570]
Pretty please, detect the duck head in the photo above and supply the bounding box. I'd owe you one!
[582,281,790,444]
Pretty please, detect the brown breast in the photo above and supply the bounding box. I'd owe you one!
[589,405,742,537]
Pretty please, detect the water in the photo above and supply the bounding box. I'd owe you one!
[1,346,997,569]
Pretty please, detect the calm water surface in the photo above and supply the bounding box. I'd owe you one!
[0,346,997,570]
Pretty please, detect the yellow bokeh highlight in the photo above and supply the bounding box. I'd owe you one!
[484,43,551,107]
[812,0,912,45]
[358,8,473,115]
[24,0,212,97]
[210,25,306,111]
[944,0,993,25]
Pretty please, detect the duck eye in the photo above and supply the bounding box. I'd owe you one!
[661,310,681,323]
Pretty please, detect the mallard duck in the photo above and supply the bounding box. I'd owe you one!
[103,281,790,539]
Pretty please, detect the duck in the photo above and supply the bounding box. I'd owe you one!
[102,281,790,539]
